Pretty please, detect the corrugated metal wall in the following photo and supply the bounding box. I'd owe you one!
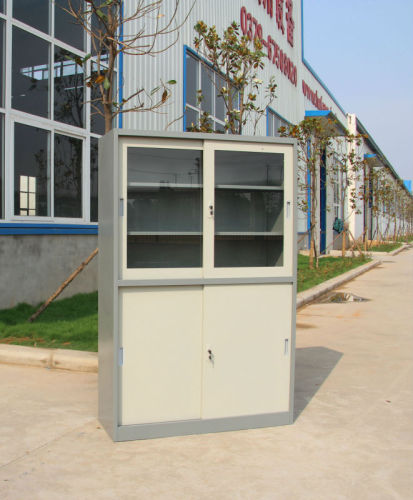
[122,0,304,133]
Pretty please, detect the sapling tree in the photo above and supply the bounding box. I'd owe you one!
[189,21,277,134]
[65,0,193,133]
[28,0,193,322]
[329,135,364,219]
[280,117,340,268]
[328,134,365,255]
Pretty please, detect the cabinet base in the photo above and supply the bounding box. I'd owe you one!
[110,411,292,442]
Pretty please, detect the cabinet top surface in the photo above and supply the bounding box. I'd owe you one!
[105,129,297,147]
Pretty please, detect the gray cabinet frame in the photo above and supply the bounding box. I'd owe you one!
[98,130,297,441]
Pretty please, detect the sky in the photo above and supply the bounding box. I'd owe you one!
[302,0,413,182]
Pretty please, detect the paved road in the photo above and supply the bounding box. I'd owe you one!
[1,249,412,499]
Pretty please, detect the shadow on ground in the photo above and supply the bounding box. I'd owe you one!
[294,346,343,420]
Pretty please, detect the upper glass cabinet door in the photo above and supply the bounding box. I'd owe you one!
[214,150,284,268]
[126,147,203,269]
[120,137,294,281]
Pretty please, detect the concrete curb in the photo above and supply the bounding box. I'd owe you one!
[0,256,386,373]
[0,344,98,373]
[296,258,382,310]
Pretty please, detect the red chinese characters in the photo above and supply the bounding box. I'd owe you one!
[285,0,294,47]
[257,0,273,18]
[276,0,285,35]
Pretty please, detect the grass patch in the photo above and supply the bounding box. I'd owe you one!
[368,242,402,253]
[297,254,371,293]
[0,254,373,351]
[0,292,97,352]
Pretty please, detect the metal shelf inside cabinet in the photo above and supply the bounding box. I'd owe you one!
[215,185,283,191]
[215,232,283,236]
[127,232,202,236]
[128,182,202,189]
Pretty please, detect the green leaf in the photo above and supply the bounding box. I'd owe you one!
[103,77,110,90]
[167,80,177,85]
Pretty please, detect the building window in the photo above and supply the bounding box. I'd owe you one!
[267,109,289,137]
[55,0,84,51]
[14,123,50,217]
[332,168,341,219]
[19,175,37,216]
[0,19,4,107]
[13,0,50,34]
[12,27,50,118]
[54,133,83,218]
[1,1,112,223]
[54,46,84,128]
[0,114,3,218]
[14,122,84,219]
[90,137,98,222]
[90,61,106,135]
[184,50,231,132]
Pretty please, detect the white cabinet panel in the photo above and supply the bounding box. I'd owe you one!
[202,283,292,419]
[120,286,203,425]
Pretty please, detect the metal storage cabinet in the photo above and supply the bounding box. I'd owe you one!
[98,131,297,441]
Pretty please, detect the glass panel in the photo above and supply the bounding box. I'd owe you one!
[127,147,203,268]
[90,62,105,135]
[90,137,98,222]
[91,11,109,55]
[215,150,284,268]
[13,0,49,34]
[185,53,198,108]
[200,64,213,115]
[215,151,284,187]
[128,147,202,185]
[185,106,198,131]
[127,235,202,268]
[0,20,4,107]
[216,190,283,233]
[128,187,202,232]
[54,46,84,127]
[55,0,84,51]
[0,114,3,218]
[14,123,50,216]
[54,133,82,218]
[215,236,283,268]
[0,0,4,13]
[12,27,50,118]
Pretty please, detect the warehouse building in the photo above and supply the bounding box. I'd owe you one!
[0,0,411,307]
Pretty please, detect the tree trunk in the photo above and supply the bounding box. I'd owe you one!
[28,248,99,323]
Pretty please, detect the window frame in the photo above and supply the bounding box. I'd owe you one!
[0,0,116,225]
[183,46,238,134]
[266,107,291,137]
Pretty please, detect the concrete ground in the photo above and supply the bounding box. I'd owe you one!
[0,249,412,500]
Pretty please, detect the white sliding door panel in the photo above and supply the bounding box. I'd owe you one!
[120,286,203,425]
[202,283,292,419]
